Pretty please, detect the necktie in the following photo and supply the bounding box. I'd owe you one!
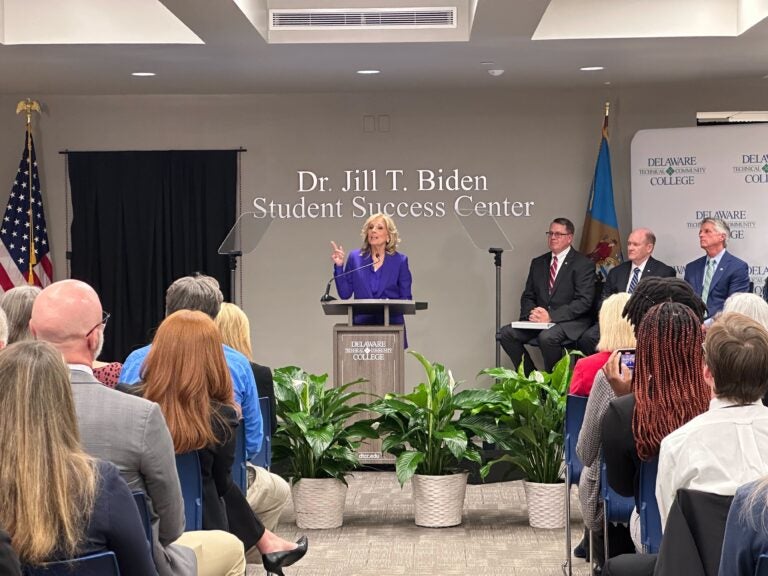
[549,255,558,293]
[628,267,640,294]
[701,259,715,304]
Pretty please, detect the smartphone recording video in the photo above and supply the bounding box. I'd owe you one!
[617,349,636,372]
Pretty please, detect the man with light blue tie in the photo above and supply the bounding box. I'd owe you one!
[684,217,750,319]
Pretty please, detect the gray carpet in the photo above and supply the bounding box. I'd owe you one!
[248,471,592,576]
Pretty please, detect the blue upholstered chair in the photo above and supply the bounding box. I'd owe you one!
[563,394,588,576]
[132,491,153,561]
[175,451,203,531]
[250,396,272,469]
[232,419,248,493]
[24,551,120,576]
[601,461,635,564]
[639,457,663,553]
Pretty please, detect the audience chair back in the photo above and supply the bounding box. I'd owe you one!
[601,460,635,564]
[639,457,663,554]
[563,394,588,576]
[756,554,768,576]
[175,451,203,531]
[232,419,248,493]
[251,396,272,469]
[24,551,120,576]
[654,489,732,576]
[132,491,153,561]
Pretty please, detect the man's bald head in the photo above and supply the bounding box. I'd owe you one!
[30,280,104,365]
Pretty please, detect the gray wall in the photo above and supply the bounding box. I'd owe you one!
[0,80,766,387]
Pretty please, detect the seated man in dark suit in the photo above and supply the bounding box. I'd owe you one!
[577,228,676,354]
[499,217,595,372]
[684,217,749,320]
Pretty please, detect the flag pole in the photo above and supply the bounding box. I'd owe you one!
[15,98,41,284]
[603,101,610,138]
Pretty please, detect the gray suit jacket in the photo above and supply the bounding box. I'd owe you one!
[70,369,196,576]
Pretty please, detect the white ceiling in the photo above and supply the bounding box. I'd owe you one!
[2,0,768,95]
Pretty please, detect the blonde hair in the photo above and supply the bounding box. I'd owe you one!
[596,293,636,352]
[0,341,97,564]
[215,302,253,361]
[360,213,400,255]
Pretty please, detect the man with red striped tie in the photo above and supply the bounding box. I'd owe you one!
[499,217,596,372]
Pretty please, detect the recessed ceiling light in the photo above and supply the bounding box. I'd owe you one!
[356,69,380,75]
[604,81,612,85]
[480,61,495,66]
[488,69,505,77]
[131,72,156,77]
[580,66,604,71]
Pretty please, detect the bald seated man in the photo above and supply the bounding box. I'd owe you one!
[29,280,246,576]
[577,228,676,355]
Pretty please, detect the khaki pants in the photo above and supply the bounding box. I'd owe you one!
[246,464,291,533]
[175,529,246,576]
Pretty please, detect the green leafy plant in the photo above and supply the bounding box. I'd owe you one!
[371,351,508,487]
[479,353,575,484]
[271,366,377,484]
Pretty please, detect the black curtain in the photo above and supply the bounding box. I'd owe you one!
[68,150,237,362]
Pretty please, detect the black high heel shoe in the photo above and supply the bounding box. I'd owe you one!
[262,535,309,576]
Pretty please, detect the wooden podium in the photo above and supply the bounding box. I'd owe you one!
[322,299,427,464]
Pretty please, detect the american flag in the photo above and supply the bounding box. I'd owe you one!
[0,130,53,291]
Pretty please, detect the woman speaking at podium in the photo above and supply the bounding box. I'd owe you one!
[330,213,413,344]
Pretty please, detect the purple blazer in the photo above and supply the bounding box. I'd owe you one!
[334,249,413,328]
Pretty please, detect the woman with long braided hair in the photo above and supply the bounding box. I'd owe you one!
[601,302,710,552]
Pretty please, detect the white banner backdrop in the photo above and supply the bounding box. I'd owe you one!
[631,124,767,296]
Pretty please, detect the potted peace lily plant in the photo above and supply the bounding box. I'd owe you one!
[479,353,575,528]
[371,351,508,527]
[272,366,377,529]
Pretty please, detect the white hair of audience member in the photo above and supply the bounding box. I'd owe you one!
[722,292,768,331]
[0,285,41,344]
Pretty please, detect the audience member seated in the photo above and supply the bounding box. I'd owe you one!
[656,312,768,526]
[119,274,264,459]
[123,310,307,574]
[722,292,768,328]
[93,359,123,388]
[570,292,635,396]
[29,279,246,576]
[0,284,39,344]
[602,302,710,550]
[0,524,20,576]
[215,302,291,536]
[719,478,768,575]
[0,340,157,576]
[573,293,635,562]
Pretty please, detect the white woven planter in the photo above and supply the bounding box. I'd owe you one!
[291,477,348,529]
[411,472,468,528]
[523,480,566,529]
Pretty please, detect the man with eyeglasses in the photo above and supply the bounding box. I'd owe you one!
[499,217,595,372]
[29,279,247,576]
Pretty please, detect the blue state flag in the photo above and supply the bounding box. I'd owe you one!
[580,110,623,279]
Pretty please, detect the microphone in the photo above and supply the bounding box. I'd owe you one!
[321,256,379,302]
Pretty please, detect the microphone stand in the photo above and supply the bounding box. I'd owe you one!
[489,247,504,367]
[320,256,379,303]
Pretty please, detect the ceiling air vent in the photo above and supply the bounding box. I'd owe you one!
[269,8,457,31]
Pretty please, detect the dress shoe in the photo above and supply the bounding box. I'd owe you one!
[574,528,590,560]
[262,535,308,576]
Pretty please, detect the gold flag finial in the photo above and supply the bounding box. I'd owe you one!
[16,99,41,129]
[604,101,610,118]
